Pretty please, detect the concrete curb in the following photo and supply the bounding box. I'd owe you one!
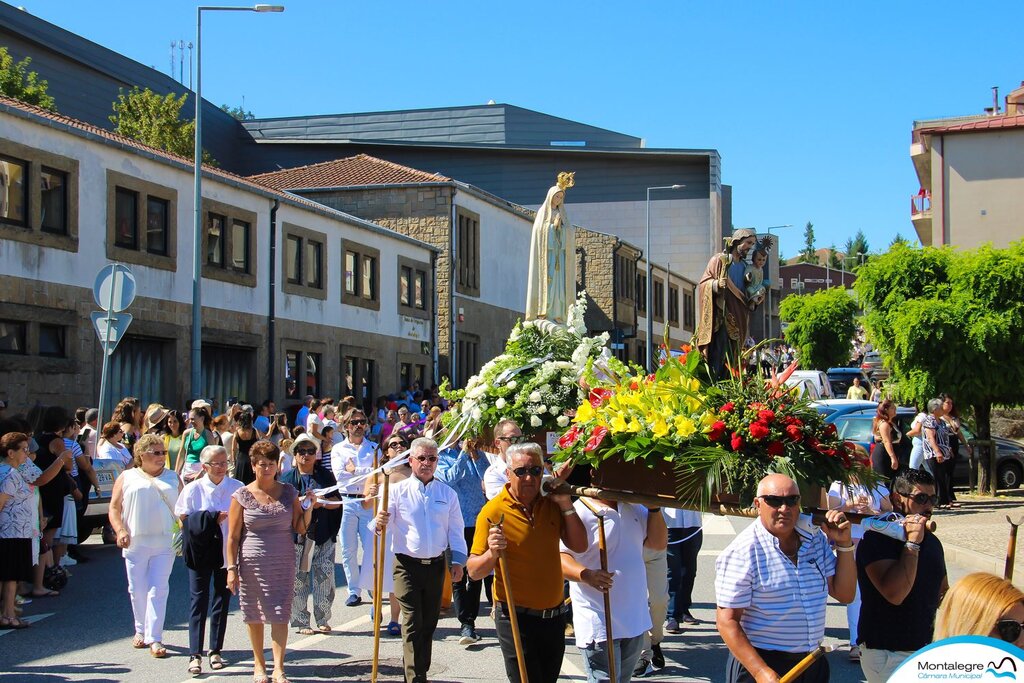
[942,542,1006,576]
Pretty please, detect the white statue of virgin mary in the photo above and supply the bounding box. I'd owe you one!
[525,172,577,325]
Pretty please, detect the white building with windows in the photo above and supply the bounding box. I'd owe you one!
[0,96,436,414]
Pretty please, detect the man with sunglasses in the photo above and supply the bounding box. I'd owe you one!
[330,408,377,607]
[374,437,467,683]
[855,468,947,683]
[468,442,587,683]
[716,474,856,683]
[483,419,525,499]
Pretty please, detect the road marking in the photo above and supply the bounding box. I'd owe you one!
[560,654,588,680]
[701,514,739,536]
[174,613,370,683]
[0,611,53,636]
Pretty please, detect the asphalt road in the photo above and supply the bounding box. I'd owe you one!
[0,513,968,683]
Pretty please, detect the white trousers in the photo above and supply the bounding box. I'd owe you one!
[340,499,374,598]
[860,647,914,683]
[124,546,175,643]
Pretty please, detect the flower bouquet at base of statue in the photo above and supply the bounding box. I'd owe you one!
[440,291,609,438]
[552,343,879,509]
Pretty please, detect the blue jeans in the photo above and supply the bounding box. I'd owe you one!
[340,499,373,598]
[580,634,644,683]
[667,527,702,619]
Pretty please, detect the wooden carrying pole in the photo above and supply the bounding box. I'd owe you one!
[370,471,391,683]
[489,514,528,683]
[1005,515,1024,581]
[579,498,616,683]
[552,483,936,532]
[779,644,832,683]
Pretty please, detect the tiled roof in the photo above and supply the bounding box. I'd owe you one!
[0,95,436,250]
[248,154,451,190]
[920,114,1024,135]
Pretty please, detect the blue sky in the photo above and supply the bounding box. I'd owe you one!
[20,1,1024,257]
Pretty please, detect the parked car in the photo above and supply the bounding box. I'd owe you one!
[789,370,834,399]
[826,367,873,398]
[784,377,822,401]
[811,399,1024,490]
[861,351,889,381]
[80,459,123,542]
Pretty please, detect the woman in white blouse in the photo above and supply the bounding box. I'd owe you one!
[96,421,133,469]
[108,433,182,658]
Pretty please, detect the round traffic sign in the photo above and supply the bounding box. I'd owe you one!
[93,263,137,312]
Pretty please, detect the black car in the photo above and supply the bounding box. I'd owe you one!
[826,367,873,399]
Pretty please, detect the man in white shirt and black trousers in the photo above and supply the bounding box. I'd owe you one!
[375,436,467,683]
[716,474,855,683]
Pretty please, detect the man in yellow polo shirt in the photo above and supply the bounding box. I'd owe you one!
[467,442,587,683]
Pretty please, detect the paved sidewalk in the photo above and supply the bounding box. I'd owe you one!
[930,490,1024,580]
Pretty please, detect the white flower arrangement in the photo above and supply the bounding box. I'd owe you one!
[441,292,606,436]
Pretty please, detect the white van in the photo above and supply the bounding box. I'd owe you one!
[788,370,834,399]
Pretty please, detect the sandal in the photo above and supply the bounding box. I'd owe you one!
[29,589,59,598]
[0,616,29,629]
[209,653,226,670]
[132,635,147,649]
[188,655,203,675]
[272,676,290,683]
[296,626,315,635]
[253,674,270,683]
[150,642,168,658]
[387,621,401,636]
[317,624,332,633]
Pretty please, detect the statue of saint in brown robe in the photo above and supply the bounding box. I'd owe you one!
[695,229,758,380]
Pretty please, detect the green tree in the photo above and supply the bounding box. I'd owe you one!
[827,244,844,270]
[855,242,1024,494]
[842,229,871,270]
[799,221,816,263]
[889,232,909,249]
[0,47,55,110]
[779,287,858,370]
[109,87,214,162]
[220,103,255,121]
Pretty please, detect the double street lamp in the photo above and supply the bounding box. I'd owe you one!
[191,4,284,398]
[645,184,685,370]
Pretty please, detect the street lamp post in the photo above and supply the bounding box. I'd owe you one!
[763,224,793,339]
[645,184,685,370]
[192,4,284,398]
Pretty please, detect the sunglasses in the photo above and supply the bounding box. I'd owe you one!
[996,619,1024,643]
[898,491,939,506]
[413,455,438,463]
[758,494,801,508]
[146,450,167,456]
[511,465,543,478]
[387,443,404,450]
[496,435,527,444]
[294,448,318,456]
[348,419,368,426]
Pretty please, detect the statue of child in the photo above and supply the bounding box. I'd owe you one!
[745,247,769,309]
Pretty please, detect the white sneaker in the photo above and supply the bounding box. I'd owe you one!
[60,555,77,567]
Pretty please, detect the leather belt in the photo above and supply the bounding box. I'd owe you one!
[395,553,445,565]
[499,601,568,619]
[339,493,363,499]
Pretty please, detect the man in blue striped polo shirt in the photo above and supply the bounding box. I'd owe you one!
[715,474,856,682]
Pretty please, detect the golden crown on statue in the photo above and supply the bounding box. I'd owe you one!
[556,171,576,191]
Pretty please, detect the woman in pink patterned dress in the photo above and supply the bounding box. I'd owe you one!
[226,441,315,683]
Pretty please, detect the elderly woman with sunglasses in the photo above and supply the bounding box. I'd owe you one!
[934,572,1024,648]
[108,433,183,658]
[174,445,243,675]
[358,435,412,635]
[280,434,343,636]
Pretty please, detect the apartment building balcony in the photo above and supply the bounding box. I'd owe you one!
[911,191,932,246]
[910,137,931,192]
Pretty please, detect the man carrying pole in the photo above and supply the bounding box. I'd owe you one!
[468,443,586,683]
[561,481,667,683]
[374,437,465,683]
[716,474,855,683]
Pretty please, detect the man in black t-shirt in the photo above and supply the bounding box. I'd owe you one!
[856,468,948,683]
